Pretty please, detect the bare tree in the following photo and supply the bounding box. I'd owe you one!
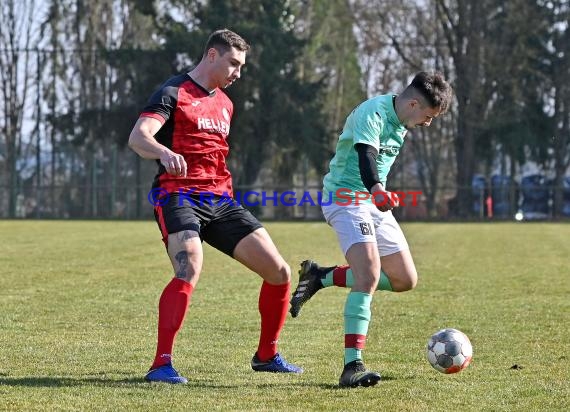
[548,0,570,217]
[294,0,366,163]
[434,0,491,217]
[349,0,457,217]
[42,0,164,218]
[0,0,41,217]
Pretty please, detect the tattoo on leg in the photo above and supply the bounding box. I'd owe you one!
[175,251,189,279]
[177,230,198,242]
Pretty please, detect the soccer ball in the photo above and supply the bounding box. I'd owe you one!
[426,328,473,374]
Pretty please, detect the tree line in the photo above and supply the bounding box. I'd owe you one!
[0,0,568,219]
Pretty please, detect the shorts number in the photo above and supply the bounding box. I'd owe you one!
[359,222,373,236]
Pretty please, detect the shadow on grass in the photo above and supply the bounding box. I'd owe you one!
[253,375,399,391]
[0,376,146,387]
[0,376,270,389]
[0,374,401,389]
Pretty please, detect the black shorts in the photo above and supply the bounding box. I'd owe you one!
[153,193,263,256]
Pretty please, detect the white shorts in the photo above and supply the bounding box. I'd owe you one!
[321,202,409,257]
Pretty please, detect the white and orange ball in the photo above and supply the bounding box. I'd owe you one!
[426,328,473,374]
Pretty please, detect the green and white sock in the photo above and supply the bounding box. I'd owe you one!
[344,291,372,364]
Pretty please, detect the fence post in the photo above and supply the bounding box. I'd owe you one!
[111,143,117,217]
[92,151,97,217]
[479,186,484,220]
[35,48,42,219]
[135,155,141,219]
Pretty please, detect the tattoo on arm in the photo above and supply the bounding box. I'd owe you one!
[174,251,189,279]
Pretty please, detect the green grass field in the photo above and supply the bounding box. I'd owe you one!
[0,221,569,411]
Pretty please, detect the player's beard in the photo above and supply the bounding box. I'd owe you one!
[224,78,236,89]
[406,122,425,130]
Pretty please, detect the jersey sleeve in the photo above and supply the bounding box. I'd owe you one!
[351,106,384,151]
[139,85,178,125]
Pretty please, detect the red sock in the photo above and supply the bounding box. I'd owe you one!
[151,278,193,369]
[333,265,349,287]
[257,281,290,361]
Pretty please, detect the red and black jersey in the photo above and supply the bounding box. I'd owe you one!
[140,74,234,196]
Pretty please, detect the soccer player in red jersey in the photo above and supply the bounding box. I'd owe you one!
[128,29,302,384]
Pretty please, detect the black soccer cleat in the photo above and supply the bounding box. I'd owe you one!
[289,260,330,318]
[339,360,381,388]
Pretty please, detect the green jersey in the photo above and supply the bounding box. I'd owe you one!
[323,94,407,204]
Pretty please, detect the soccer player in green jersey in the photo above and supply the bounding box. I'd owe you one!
[290,72,453,388]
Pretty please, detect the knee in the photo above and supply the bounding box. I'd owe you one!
[392,270,418,292]
[405,273,418,291]
[277,262,292,284]
[367,274,382,291]
[263,261,291,285]
[175,268,201,285]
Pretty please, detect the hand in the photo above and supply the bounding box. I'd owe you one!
[372,190,399,212]
[160,150,187,177]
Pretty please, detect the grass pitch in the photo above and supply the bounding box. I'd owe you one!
[0,220,568,411]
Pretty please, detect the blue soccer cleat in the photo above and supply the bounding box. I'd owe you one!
[251,353,303,373]
[145,363,188,384]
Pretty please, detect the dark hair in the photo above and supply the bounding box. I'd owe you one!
[203,29,250,57]
[406,71,453,113]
